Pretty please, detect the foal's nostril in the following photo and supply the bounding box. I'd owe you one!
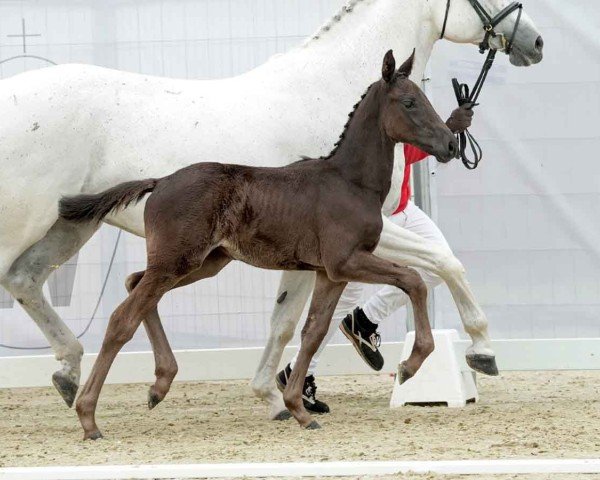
[535,35,544,52]
[448,141,457,156]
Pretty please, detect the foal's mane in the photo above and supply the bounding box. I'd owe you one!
[318,83,375,161]
[295,82,375,164]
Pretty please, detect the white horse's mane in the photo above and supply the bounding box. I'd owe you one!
[304,0,367,44]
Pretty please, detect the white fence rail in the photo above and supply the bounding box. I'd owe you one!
[1,338,599,389]
[3,459,600,479]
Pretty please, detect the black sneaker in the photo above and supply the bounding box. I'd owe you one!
[276,364,330,414]
[340,307,384,371]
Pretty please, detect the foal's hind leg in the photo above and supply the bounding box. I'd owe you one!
[283,271,346,429]
[76,269,182,440]
[1,218,98,407]
[125,271,178,410]
[125,249,231,410]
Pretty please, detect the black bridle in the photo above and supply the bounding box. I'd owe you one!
[440,0,523,169]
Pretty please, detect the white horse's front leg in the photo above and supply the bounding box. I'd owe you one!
[374,215,498,375]
[250,270,316,420]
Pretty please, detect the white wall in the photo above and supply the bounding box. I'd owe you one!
[428,0,600,339]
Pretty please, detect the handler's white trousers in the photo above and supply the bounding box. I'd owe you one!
[290,201,451,375]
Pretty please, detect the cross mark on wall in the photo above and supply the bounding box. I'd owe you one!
[7,18,41,54]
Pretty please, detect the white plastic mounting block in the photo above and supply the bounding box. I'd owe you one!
[390,329,478,408]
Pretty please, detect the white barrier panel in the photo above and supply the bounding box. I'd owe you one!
[2,459,600,479]
[1,338,599,389]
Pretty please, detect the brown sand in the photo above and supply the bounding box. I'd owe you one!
[0,371,598,469]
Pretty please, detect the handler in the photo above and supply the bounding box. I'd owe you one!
[276,104,474,413]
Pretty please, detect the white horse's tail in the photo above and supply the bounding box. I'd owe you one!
[59,179,157,224]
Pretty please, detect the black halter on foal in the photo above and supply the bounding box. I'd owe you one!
[440,0,523,169]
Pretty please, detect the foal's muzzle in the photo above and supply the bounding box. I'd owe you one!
[436,136,459,164]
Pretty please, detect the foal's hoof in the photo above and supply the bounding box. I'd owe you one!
[52,371,79,408]
[148,389,163,410]
[273,410,292,421]
[398,361,414,385]
[305,420,321,430]
[466,354,499,376]
[84,430,104,441]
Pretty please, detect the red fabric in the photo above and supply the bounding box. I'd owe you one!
[393,144,430,215]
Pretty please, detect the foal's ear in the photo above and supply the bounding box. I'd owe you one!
[397,49,416,78]
[382,49,396,83]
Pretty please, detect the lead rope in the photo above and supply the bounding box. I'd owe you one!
[450,49,496,170]
[440,0,523,169]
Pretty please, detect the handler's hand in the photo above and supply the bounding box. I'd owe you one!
[446,105,474,134]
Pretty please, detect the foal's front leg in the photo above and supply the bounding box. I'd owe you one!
[328,251,433,382]
[283,271,346,429]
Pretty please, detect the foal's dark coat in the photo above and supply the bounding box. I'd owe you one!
[60,50,457,439]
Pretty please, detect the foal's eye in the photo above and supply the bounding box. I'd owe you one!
[402,99,415,109]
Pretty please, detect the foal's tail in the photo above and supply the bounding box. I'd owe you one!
[59,179,157,224]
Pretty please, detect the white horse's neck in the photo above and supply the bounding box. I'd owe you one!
[262,0,438,99]
[247,0,439,214]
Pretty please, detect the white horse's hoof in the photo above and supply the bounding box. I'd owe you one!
[52,371,79,408]
[273,410,292,421]
[466,354,499,376]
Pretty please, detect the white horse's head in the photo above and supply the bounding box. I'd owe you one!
[430,0,543,66]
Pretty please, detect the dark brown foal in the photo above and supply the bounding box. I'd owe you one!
[60,50,458,438]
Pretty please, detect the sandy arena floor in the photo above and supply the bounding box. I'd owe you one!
[268,477,600,480]
[265,476,600,480]
[0,371,599,469]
